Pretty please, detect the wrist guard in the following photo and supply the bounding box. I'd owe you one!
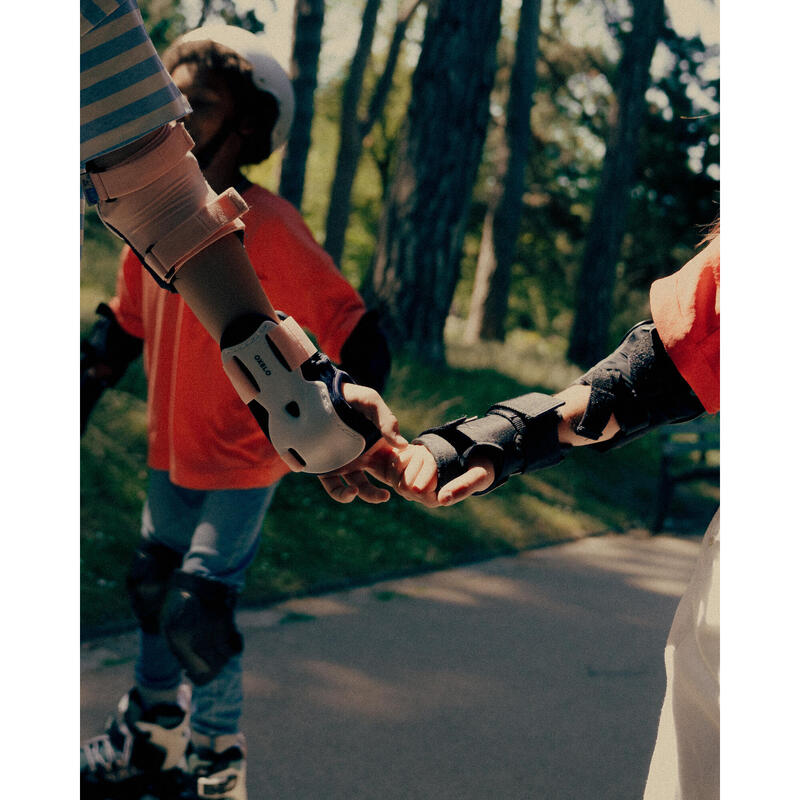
[573,320,705,450]
[221,313,381,473]
[80,303,143,433]
[413,392,567,495]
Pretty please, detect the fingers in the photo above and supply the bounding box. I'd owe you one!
[342,383,408,448]
[437,462,494,506]
[391,445,440,507]
[318,474,358,504]
[318,470,391,505]
[409,448,438,493]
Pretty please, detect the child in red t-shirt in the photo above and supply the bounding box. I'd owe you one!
[80,26,391,799]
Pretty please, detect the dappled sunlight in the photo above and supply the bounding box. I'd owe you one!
[371,560,597,621]
[394,569,532,605]
[298,659,502,721]
[379,572,529,608]
[531,535,700,599]
[280,596,359,618]
[445,320,583,392]
[628,575,694,598]
[238,608,284,629]
[241,671,282,696]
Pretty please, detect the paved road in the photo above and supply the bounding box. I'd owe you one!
[81,532,701,800]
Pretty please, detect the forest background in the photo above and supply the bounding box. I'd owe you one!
[80,0,720,634]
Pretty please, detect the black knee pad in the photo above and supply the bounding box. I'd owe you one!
[126,541,184,634]
[162,572,243,687]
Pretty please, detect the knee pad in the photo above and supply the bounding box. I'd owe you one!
[573,321,705,450]
[81,122,248,288]
[126,541,184,634]
[413,393,567,495]
[162,572,243,687]
[220,313,381,473]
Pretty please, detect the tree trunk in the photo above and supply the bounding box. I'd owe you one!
[464,0,542,344]
[324,0,424,268]
[323,0,381,266]
[278,0,325,209]
[567,0,665,368]
[363,0,503,365]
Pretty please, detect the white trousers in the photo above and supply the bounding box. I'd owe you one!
[644,508,720,800]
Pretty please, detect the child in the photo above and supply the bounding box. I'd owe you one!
[80,25,392,800]
[350,229,721,800]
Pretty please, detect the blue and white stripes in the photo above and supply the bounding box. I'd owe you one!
[80,0,189,165]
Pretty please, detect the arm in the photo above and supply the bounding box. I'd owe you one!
[392,320,706,506]
[85,132,396,472]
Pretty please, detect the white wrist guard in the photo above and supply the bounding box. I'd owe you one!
[221,314,381,473]
[81,122,248,287]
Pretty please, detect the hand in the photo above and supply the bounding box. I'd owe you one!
[392,446,496,507]
[437,453,495,505]
[317,384,408,504]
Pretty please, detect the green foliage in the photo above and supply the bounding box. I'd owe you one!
[80,0,720,633]
[81,329,718,633]
[138,0,188,50]
[80,214,717,632]
[450,0,718,347]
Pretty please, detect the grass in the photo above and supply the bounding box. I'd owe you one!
[80,215,719,635]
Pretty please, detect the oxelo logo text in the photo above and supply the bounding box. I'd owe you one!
[254,354,271,376]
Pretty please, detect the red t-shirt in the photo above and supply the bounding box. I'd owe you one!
[650,236,720,413]
[109,184,367,489]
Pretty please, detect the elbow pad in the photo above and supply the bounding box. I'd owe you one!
[339,310,392,393]
[220,313,381,474]
[81,122,248,289]
[573,321,705,450]
[413,393,568,495]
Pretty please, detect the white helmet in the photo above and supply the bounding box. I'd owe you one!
[177,24,295,152]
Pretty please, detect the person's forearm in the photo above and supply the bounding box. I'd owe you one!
[87,125,277,344]
[171,235,276,343]
[554,384,620,446]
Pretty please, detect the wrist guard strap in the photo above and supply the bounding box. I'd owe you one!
[573,320,705,450]
[221,314,381,474]
[413,392,567,495]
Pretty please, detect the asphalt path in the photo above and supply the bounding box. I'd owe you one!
[81,532,701,799]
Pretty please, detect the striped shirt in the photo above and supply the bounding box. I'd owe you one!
[80,0,190,165]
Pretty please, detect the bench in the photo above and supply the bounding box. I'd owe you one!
[652,415,720,532]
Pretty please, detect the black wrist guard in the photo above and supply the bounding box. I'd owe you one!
[413,392,568,495]
[80,303,143,433]
[80,303,144,385]
[573,320,705,451]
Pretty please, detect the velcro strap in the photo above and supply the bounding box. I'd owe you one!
[573,371,618,440]
[268,316,318,370]
[146,188,249,281]
[86,122,194,202]
[413,393,566,494]
[222,356,260,404]
[414,417,473,490]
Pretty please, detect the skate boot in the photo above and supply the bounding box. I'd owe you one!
[80,685,191,798]
[182,733,247,800]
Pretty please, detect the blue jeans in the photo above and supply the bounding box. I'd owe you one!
[134,469,276,737]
